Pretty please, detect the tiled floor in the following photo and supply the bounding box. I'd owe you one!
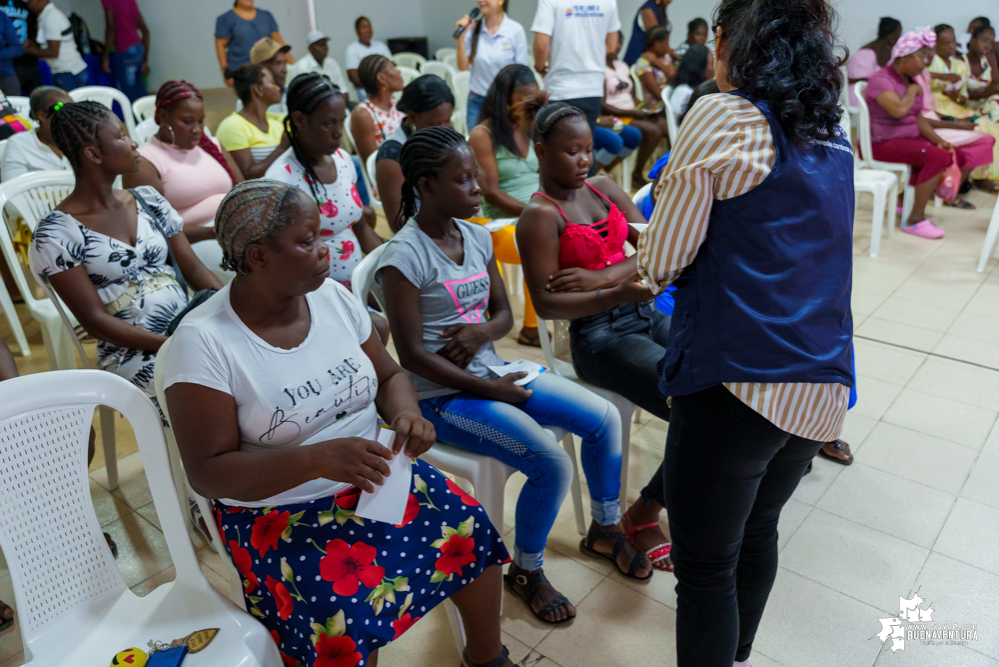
[3,191,999,666]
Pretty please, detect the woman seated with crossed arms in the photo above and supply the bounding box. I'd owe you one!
[164,179,515,667]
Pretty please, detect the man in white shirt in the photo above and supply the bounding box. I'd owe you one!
[289,30,349,103]
[24,0,88,91]
[345,16,392,101]
[531,0,620,134]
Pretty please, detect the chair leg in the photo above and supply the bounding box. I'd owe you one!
[886,182,898,235]
[632,408,642,424]
[99,405,118,491]
[869,185,885,258]
[978,203,999,272]
[44,316,77,370]
[901,183,915,226]
[0,283,29,356]
[470,461,511,537]
[617,400,633,509]
[444,600,467,656]
[560,433,587,536]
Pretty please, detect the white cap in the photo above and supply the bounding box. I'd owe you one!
[307,30,328,45]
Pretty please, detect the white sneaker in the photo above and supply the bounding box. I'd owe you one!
[734,661,752,667]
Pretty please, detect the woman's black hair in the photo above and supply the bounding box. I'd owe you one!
[232,63,266,105]
[49,100,115,169]
[687,17,708,37]
[533,102,584,143]
[355,16,370,31]
[285,72,344,206]
[28,85,65,120]
[470,0,509,62]
[934,24,953,38]
[877,17,902,40]
[970,17,991,30]
[396,74,454,115]
[714,0,847,146]
[972,24,995,41]
[644,25,669,51]
[477,64,537,154]
[674,45,711,89]
[395,126,467,228]
[358,53,390,98]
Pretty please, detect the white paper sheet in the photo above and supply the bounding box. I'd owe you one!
[487,359,547,386]
[354,428,413,525]
[483,218,517,232]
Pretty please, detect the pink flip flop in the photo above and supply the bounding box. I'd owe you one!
[901,220,945,239]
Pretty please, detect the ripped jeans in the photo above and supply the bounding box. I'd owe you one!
[420,371,622,570]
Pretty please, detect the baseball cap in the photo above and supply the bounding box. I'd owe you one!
[307,30,329,45]
[250,37,292,64]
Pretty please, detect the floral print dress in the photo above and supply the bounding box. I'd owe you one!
[27,186,189,399]
[967,55,999,123]
[266,148,366,288]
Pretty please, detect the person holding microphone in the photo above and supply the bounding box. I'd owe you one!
[454,0,528,132]
[638,0,854,665]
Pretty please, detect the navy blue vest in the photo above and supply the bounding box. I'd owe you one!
[657,90,855,396]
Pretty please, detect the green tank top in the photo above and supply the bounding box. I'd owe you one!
[478,127,540,220]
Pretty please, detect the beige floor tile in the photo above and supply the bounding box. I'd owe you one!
[536,578,676,667]
[134,502,209,551]
[914,553,999,659]
[856,317,943,353]
[855,423,978,494]
[745,654,786,667]
[90,478,134,527]
[816,464,955,548]
[872,636,999,666]
[90,451,153,510]
[776,499,812,552]
[129,564,177,597]
[963,282,999,317]
[790,456,844,505]
[780,510,927,613]
[947,311,999,346]
[870,296,961,333]
[893,274,983,311]
[0,575,21,662]
[377,604,462,667]
[851,259,919,296]
[881,389,997,450]
[0,652,23,667]
[906,357,999,411]
[839,412,878,453]
[853,339,926,386]
[850,375,903,420]
[984,420,999,457]
[934,498,999,576]
[961,453,999,510]
[751,568,883,667]
[103,512,174,588]
[852,290,888,317]
[934,335,999,370]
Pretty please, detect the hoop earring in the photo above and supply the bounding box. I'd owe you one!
[167,124,177,148]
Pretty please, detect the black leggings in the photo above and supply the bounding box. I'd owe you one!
[664,384,823,666]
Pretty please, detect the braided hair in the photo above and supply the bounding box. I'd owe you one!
[215,180,305,275]
[49,100,115,170]
[154,79,237,185]
[534,102,584,143]
[395,126,466,229]
[285,72,343,206]
[358,54,390,98]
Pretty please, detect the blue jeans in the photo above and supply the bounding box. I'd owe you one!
[352,155,371,205]
[52,69,89,92]
[466,91,486,131]
[593,124,642,166]
[420,371,622,570]
[112,43,146,102]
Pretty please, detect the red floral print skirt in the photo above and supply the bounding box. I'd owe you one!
[212,458,510,667]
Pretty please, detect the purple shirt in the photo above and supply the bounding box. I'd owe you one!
[865,65,922,143]
[101,0,140,52]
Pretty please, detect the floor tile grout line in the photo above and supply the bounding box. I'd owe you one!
[855,334,999,374]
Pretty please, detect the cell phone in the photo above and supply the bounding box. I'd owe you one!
[147,646,188,667]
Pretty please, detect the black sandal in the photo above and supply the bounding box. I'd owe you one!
[517,328,542,348]
[503,569,574,624]
[0,601,13,633]
[579,529,652,581]
[104,531,118,559]
[816,439,853,465]
[458,645,510,667]
[944,197,976,210]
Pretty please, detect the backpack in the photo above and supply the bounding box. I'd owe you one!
[68,12,90,55]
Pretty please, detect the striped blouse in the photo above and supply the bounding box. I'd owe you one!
[637,93,849,442]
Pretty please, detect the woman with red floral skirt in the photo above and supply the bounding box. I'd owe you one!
[164,180,513,667]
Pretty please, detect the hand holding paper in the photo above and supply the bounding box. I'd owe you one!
[487,359,547,386]
[355,428,414,525]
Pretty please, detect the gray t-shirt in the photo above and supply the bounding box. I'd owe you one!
[377,219,505,398]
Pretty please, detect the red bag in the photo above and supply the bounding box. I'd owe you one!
[936,154,961,202]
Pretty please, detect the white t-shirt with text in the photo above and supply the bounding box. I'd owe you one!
[531,0,621,100]
[37,3,87,75]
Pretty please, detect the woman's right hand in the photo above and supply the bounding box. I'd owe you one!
[938,73,963,84]
[322,437,394,493]
[611,275,655,304]
[907,83,923,96]
[455,14,473,40]
[484,373,534,404]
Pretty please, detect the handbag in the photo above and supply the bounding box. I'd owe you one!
[0,94,32,141]
[936,154,961,202]
[129,189,218,335]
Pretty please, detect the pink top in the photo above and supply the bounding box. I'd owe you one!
[846,48,879,106]
[534,182,628,272]
[137,136,232,227]
[605,60,635,110]
[101,0,142,52]
[864,65,922,143]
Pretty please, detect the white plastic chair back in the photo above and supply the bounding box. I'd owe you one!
[393,51,427,71]
[444,53,459,70]
[351,242,389,311]
[630,65,645,103]
[133,117,158,145]
[69,86,138,138]
[0,370,281,665]
[397,65,421,88]
[451,70,471,135]
[7,95,30,118]
[341,116,356,154]
[854,81,913,220]
[131,94,156,123]
[0,138,7,163]
[533,66,545,90]
[660,86,679,147]
[839,65,858,129]
[422,61,455,86]
[631,182,652,207]
[435,47,457,62]
[364,151,381,209]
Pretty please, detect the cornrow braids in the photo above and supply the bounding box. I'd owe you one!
[534,102,584,142]
[215,180,303,275]
[285,72,343,206]
[358,54,389,97]
[49,100,115,170]
[154,79,238,185]
[395,126,466,229]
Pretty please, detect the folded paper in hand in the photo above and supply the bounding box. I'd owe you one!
[355,428,412,525]
[487,359,546,386]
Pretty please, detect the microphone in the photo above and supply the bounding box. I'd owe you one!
[453,7,482,39]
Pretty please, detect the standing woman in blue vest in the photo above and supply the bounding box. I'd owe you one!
[637,0,853,665]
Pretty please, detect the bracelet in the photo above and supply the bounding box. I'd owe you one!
[595,287,607,311]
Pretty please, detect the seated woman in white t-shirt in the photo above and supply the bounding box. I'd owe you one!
[163,179,516,667]
[1,86,72,181]
[668,44,714,122]
[124,80,243,283]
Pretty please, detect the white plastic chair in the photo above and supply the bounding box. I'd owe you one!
[0,369,281,666]
[839,65,858,135]
[451,71,471,136]
[435,47,457,62]
[854,82,914,223]
[133,117,158,145]
[660,86,679,148]
[364,151,382,209]
[7,95,30,119]
[393,52,427,71]
[131,94,156,123]
[444,54,459,71]
[631,183,652,207]
[978,205,999,272]
[422,61,456,87]
[840,108,897,257]
[70,86,138,138]
[397,65,421,88]
[0,162,30,357]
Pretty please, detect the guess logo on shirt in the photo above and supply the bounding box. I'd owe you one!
[444,271,490,324]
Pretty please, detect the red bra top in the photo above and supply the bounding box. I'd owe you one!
[533,182,629,271]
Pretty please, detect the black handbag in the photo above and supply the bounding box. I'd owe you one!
[129,188,218,335]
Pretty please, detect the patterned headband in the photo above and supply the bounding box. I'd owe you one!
[890,27,936,63]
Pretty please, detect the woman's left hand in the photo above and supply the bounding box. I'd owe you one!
[436,323,491,368]
[390,411,436,457]
[938,140,954,152]
[547,267,607,293]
